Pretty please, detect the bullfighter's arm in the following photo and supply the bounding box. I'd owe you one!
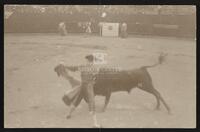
[65,65,85,72]
[65,66,79,72]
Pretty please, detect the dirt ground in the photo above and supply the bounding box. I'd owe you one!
[4,33,196,128]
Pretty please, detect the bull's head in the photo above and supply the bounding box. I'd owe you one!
[54,64,67,77]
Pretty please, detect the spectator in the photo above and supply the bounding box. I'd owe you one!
[120,22,128,38]
[98,22,103,36]
[58,22,67,36]
[85,21,92,36]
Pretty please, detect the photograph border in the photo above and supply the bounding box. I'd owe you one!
[1,0,199,131]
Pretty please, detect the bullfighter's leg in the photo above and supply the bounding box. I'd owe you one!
[66,91,84,119]
[85,83,101,128]
[138,83,171,113]
[102,93,111,112]
[66,104,76,119]
[83,93,89,103]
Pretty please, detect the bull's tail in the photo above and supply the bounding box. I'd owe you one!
[141,52,167,69]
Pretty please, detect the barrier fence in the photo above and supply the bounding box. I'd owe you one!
[4,12,196,38]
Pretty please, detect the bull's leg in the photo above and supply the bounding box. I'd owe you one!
[152,88,171,114]
[102,93,111,112]
[149,89,161,110]
[139,83,170,113]
[155,96,161,110]
[151,90,161,110]
[138,83,171,114]
[137,84,160,110]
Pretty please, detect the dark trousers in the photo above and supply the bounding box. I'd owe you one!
[71,82,95,112]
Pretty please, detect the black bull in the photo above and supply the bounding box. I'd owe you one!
[54,63,171,114]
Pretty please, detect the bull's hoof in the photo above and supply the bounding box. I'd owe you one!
[66,115,71,119]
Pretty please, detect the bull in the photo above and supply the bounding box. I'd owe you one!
[54,53,170,127]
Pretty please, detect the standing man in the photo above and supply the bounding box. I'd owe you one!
[99,12,107,36]
[120,22,128,38]
[62,54,100,128]
[58,22,67,36]
[85,21,92,35]
[98,22,103,36]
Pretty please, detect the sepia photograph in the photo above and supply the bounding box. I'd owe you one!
[4,5,196,128]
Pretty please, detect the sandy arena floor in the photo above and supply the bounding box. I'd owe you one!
[4,33,196,128]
